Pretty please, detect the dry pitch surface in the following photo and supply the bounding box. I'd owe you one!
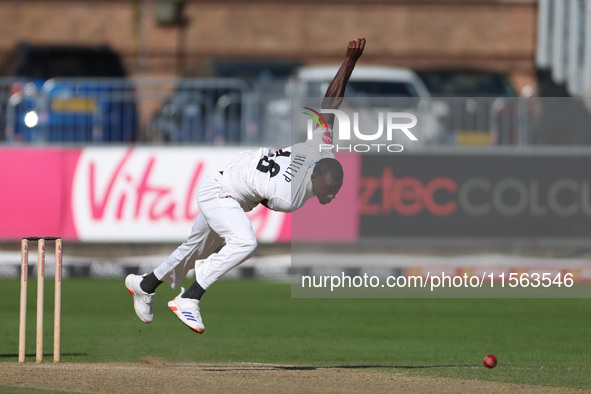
[1,361,589,393]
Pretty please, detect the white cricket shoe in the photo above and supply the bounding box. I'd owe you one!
[125,274,155,323]
[168,288,205,334]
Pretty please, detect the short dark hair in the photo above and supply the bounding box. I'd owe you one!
[313,158,343,182]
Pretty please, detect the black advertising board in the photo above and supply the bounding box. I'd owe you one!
[360,151,591,238]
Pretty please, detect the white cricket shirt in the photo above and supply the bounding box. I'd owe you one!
[221,127,334,213]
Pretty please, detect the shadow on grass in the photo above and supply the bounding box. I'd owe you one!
[201,364,473,371]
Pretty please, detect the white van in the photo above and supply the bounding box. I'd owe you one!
[265,65,442,147]
[287,65,431,98]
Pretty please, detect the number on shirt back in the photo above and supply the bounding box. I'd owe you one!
[256,149,291,178]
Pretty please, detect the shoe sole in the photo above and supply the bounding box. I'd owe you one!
[168,303,205,334]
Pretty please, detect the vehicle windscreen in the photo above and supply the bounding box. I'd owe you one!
[14,50,126,79]
[418,72,516,97]
[307,81,420,97]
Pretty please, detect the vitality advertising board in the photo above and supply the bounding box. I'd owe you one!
[0,147,289,242]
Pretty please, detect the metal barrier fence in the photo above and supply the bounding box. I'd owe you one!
[0,77,252,145]
[427,97,525,146]
[140,78,253,145]
[1,77,591,147]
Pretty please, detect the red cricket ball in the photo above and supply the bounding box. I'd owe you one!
[483,354,497,368]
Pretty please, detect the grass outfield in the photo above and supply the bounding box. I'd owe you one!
[0,278,590,389]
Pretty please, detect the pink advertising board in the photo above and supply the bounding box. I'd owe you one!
[0,148,79,239]
[0,147,360,243]
[0,147,291,242]
[290,153,360,242]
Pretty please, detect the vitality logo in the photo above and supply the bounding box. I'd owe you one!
[302,107,333,145]
[302,107,329,131]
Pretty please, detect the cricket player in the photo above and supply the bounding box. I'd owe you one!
[126,38,366,333]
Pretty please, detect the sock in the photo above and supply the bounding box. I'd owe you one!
[140,272,163,294]
[182,280,206,300]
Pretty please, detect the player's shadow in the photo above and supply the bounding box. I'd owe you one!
[308,365,471,370]
[202,364,473,371]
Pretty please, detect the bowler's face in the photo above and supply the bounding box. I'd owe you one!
[312,173,342,205]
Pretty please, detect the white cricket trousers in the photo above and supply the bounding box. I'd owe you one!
[153,172,257,290]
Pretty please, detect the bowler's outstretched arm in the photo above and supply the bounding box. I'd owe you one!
[321,38,366,127]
